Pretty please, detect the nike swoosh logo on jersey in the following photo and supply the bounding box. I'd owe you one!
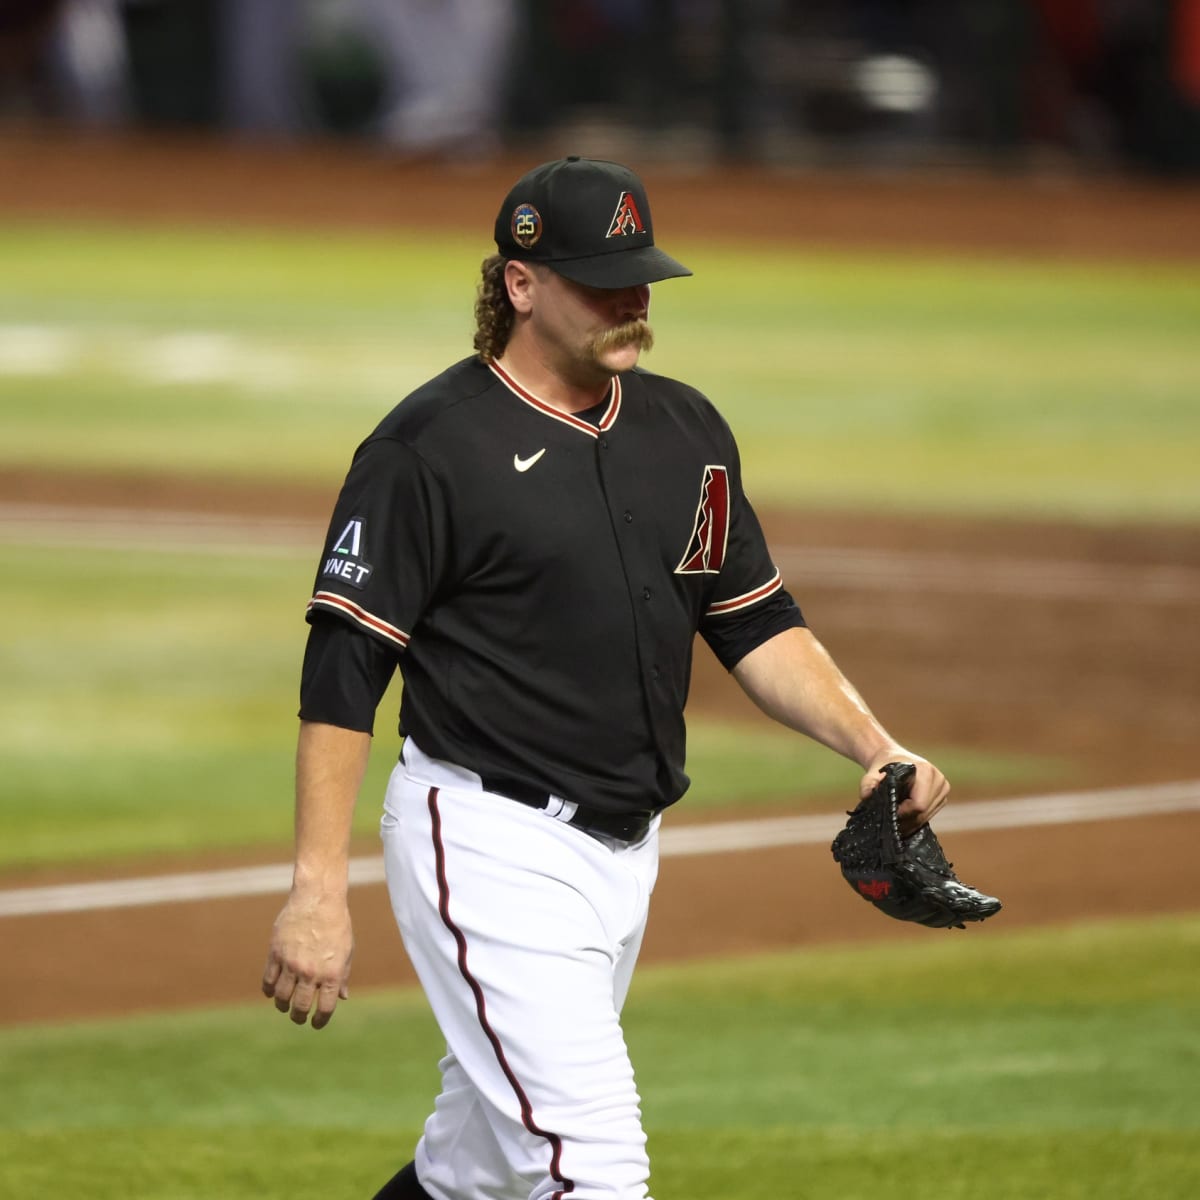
[513,449,547,472]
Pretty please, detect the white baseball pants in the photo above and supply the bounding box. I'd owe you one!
[382,741,661,1200]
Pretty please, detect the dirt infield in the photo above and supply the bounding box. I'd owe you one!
[4,125,1200,260]
[2,130,1198,1027]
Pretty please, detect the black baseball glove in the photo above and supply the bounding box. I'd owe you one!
[830,762,1002,929]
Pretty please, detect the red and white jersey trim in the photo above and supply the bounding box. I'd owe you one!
[705,569,783,617]
[307,591,411,649]
[489,360,621,438]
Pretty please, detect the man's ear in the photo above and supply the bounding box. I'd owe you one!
[504,260,536,314]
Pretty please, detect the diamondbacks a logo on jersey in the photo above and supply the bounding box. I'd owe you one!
[675,466,730,574]
[511,203,542,249]
[321,516,373,589]
[606,191,646,239]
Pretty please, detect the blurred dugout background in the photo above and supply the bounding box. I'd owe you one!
[2,0,1199,177]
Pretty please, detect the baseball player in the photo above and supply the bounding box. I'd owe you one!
[261,156,950,1200]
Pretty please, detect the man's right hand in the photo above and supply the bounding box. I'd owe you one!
[261,890,354,1030]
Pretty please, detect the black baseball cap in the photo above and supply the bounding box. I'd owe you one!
[494,156,692,289]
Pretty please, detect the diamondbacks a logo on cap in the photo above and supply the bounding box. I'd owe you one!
[606,191,646,239]
[511,203,542,249]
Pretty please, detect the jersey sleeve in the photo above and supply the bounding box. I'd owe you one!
[697,432,805,670]
[298,612,398,734]
[305,436,449,653]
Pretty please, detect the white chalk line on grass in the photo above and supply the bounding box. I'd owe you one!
[3,503,1198,603]
[0,503,317,557]
[2,779,1198,918]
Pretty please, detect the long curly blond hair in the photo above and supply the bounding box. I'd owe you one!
[473,254,516,363]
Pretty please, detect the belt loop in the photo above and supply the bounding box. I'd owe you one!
[545,795,579,823]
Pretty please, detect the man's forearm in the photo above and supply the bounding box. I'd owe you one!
[292,720,373,894]
[731,627,898,768]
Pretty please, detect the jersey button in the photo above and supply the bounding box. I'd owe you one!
[651,666,662,680]
[599,438,609,449]
[642,587,652,600]
[623,511,633,523]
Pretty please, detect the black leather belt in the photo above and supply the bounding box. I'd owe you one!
[481,775,656,844]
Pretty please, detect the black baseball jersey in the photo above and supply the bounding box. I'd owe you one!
[304,356,804,813]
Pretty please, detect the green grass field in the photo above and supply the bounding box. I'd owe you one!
[0,537,1067,871]
[2,915,1197,1199]
[2,218,1198,1200]
[0,537,1065,870]
[2,222,1198,517]
[0,219,1192,868]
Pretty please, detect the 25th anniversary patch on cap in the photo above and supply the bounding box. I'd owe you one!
[511,203,542,249]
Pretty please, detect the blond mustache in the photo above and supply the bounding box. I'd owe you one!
[590,319,654,357]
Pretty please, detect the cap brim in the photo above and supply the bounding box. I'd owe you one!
[549,246,692,289]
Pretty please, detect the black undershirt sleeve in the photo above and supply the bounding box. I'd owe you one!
[298,613,399,734]
[701,587,806,672]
